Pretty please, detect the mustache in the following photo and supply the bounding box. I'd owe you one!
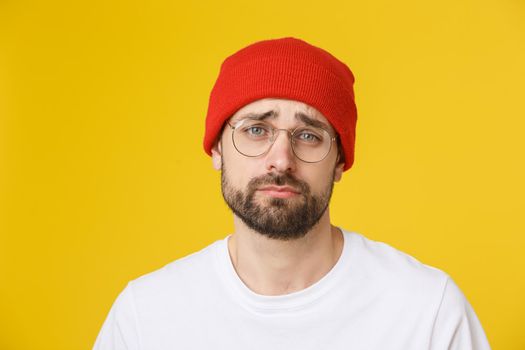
[247,173,310,194]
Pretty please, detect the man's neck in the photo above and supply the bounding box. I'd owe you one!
[227,211,344,296]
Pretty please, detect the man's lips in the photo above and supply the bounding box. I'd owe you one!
[257,185,300,199]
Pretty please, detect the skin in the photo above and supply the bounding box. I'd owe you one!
[211,98,345,296]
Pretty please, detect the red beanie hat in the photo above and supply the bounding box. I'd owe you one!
[203,37,358,171]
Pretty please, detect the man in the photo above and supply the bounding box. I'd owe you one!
[93,37,491,349]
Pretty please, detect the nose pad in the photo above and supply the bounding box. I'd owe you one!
[269,129,287,143]
[265,129,297,173]
[269,129,293,152]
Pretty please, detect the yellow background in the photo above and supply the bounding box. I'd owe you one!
[1,0,524,349]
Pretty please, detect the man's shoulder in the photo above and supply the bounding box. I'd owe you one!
[127,238,225,297]
[344,230,449,292]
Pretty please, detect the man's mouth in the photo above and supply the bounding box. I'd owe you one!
[257,185,301,199]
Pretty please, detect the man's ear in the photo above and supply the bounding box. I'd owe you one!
[334,160,344,182]
[211,140,222,170]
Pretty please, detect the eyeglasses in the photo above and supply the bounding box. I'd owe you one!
[227,118,337,163]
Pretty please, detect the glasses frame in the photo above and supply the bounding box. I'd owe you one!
[227,119,338,163]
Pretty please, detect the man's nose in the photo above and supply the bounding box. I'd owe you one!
[264,130,297,173]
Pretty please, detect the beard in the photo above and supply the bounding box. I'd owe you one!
[221,164,335,241]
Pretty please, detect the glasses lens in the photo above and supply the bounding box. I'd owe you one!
[232,119,273,157]
[291,127,332,162]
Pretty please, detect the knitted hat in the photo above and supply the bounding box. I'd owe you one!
[203,37,358,171]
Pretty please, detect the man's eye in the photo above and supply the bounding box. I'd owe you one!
[244,125,268,137]
[296,131,322,143]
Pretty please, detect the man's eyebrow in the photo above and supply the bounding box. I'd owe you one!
[232,110,332,132]
[233,110,276,123]
[295,112,331,131]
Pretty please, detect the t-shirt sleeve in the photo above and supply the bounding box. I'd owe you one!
[430,277,491,350]
[93,284,141,350]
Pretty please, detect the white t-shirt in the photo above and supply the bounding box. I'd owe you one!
[93,230,491,349]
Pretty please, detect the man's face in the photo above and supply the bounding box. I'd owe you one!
[211,98,344,240]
